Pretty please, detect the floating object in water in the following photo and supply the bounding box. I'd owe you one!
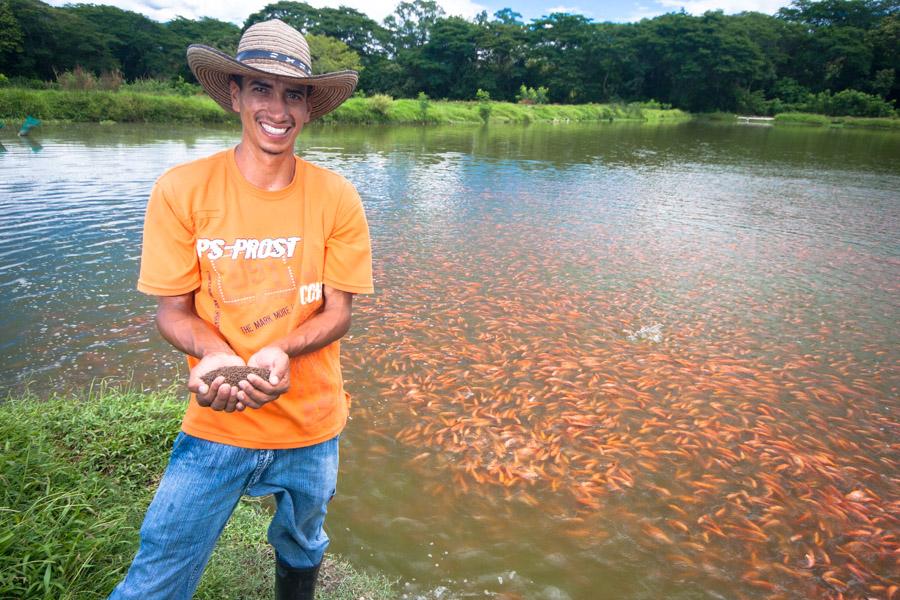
[18,115,41,136]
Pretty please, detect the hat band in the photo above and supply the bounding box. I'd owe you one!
[235,50,312,76]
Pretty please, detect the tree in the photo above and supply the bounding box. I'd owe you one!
[68,4,182,80]
[634,11,770,111]
[411,16,480,98]
[2,0,116,79]
[527,13,598,103]
[306,33,362,74]
[384,0,445,50]
[0,0,23,64]
[866,12,898,99]
[777,0,896,29]
[166,17,240,82]
[493,8,524,26]
[472,10,529,100]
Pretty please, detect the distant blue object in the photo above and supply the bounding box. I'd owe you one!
[18,115,41,136]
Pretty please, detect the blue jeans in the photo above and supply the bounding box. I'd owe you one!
[109,431,340,600]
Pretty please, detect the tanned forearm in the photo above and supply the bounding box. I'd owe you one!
[269,285,352,357]
[156,292,236,359]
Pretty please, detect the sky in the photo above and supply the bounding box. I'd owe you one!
[45,0,796,27]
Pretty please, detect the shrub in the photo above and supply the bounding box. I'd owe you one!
[735,89,769,115]
[5,76,48,89]
[0,74,8,88]
[798,89,895,117]
[773,112,830,126]
[99,70,124,91]
[120,77,201,97]
[0,88,50,119]
[475,88,491,122]
[56,66,98,91]
[369,94,393,118]
[516,85,549,105]
[55,67,123,92]
[826,89,894,117]
[417,91,430,122]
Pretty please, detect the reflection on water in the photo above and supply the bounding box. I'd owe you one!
[1,122,898,599]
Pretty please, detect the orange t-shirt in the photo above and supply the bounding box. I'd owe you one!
[137,147,374,449]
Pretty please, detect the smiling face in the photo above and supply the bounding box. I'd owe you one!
[229,76,311,157]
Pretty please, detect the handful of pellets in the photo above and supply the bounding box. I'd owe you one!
[200,366,271,387]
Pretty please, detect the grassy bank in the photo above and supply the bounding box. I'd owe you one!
[0,87,689,125]
[694,111,900,130]
[773,112,900,129]
[323,96,690,125]
[0,88,233,123]
[0,384,395,600]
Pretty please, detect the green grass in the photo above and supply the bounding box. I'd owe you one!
[694,111,738,121]
[0,88,234,123]
[0,87,689,125]
[773,112,900,129]
[0,383,396,600]
[773,112,832,126]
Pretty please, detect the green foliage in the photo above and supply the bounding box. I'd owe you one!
[0,387,397,600]
[833,115,900,129]
[0,87,693,125]
[4,0,898,116]
[368,93,393,119]
[67,4,183,82]
[417,91,430,121]
[306,33,363,74]
[2,0,117,80]
[0,0,23,61]
[384,0,445,49]
[165,17,240,82]
[475,88,492,121]
[0,73,8,87]
[119,76,200,96]
[819,88,895,116]
[0,88,232,122]
[516,85,549,105]
[735,89,769,115]
[774,111,835,125]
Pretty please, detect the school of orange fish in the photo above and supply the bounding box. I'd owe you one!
[342,220,898,599]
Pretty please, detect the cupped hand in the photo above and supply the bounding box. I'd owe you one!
[239,346,291,408]
[188,352,246,412]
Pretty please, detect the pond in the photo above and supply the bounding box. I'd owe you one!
[1,121,898,599]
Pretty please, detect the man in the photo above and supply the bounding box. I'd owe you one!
[109,19,373,600]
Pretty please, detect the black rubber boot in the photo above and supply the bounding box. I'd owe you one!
[275,560,321,600]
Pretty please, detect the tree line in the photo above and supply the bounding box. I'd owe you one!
[1,0,897,114]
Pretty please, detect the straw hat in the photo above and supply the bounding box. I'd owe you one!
[187,19,358,120]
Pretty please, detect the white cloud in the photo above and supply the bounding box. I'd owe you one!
[654,0,791,15]
[545,5,600,17]
[45,0,487,25]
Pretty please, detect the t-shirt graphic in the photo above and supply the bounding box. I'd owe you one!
[196,235,303,304]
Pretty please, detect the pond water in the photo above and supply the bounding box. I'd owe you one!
[1,121,898,599]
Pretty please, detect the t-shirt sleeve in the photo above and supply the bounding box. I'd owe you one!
[136,177,200,296]
[323,180,374,294]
